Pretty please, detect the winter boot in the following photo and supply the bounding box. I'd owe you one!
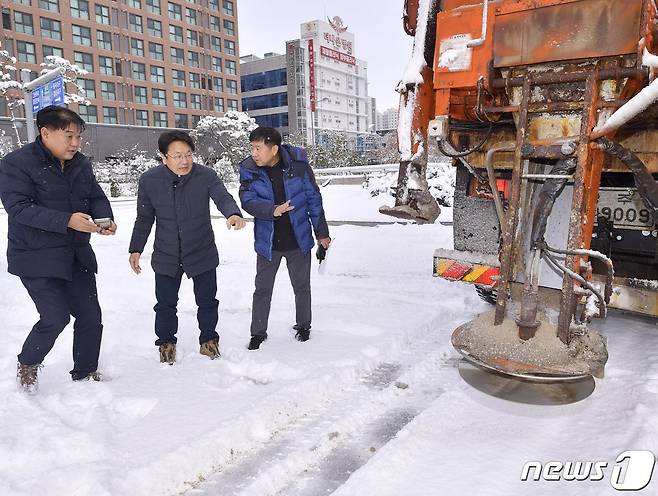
[159,342,176,364]
[200,338,221,359]
[72,371,103,382]
[17,362,40,393]
[247,334,267,350]
[293,325,311,342]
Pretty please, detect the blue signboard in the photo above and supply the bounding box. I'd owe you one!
[31,76,65,113]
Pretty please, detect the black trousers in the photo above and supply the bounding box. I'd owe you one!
[250,249,311,337]
[154,268,219,346]
[19,262,103,378]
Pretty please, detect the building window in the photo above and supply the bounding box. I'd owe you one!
[191,114,201,127]
[170,47,184,64]
[227,99,238,111]
[175,113,188,129]
[77,78,95,99]
[40,17,61,39]
[2,9,10,30]
[223,19,234,36]
[213,76,223,92]
[224,39,235,56]
[151,88,166,105]
[146,0,160,14]
[79,104,97,123]
[147,18,162,37]
[129,14,142,33]
[100,81,116,100]
[240,69,288,92]
[97,30,112,50]
[209,15,220,32]
[187,29,199,47]
[72,25,92,46]
[189,72,200,89]
[16,41,36,63]
[190,93,201,110]
[222,0,233,16]
[38,0,59,12]
[13,0,32,5]
[42,45,64,58]
[135,109,148,126]
[103,106,117,124]
[168,2,181,20]
[129,0,141,8]
[211,57,222,73]
[134,86,147,103]
[99,56,113,75]
[172,69,185,86]
[74,51,93,72]
[173,91,186,108]
[132,62,146,80]
[208,0,218,11]
[211,36,221,52]
[242,93,288,111]
[130,38,144,57]
[70,0,89,19]
[153,111,167,127]
[149,42,164,61]
[226,79,237,95]
[169,25,183,43]
[185,7,197,25]
[187,51,199,68]
[213,97,224,112]
[14,11,33,34]
[95,4,110,24]
[225,60,236,75]
[150,65,165,84]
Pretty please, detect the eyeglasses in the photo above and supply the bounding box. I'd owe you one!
[166,152,194,161]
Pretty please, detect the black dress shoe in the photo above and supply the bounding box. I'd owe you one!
[248,334,267,350]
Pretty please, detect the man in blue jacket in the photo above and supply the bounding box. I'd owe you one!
[239,127,330,350]
[0,106,116,391]
[129,130,245,364]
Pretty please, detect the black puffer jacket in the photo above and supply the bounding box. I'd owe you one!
[129,163,242,278]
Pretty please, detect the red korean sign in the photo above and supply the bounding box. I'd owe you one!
[308,39,316,112]
[320,46,356,66]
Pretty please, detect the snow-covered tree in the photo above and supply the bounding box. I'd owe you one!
[40,56,89,105]
[191,111,257,180]
[0,46,23,145]
[311,130,367,168]
[93,146,159,197]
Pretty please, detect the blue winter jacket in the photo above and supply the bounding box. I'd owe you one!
[239,145,329,261]
[0,138,113,280]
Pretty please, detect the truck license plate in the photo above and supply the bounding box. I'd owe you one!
[596,187,653,230]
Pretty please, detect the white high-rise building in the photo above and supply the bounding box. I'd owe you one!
[300,18,370,149]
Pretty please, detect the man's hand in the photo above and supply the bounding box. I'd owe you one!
[273,200,294,218]
[68,212,101,233]
[99,221,117,236]
[318,237,331,249]
[226,215,246,230]
[129,253,142,274]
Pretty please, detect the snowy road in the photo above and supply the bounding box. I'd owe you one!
[1,185,656,496]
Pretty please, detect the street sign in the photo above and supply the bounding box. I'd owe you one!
[31,76,65,114]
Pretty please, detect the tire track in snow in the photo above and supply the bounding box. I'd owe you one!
[184,317,460,496]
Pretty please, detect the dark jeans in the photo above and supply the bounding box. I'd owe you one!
[250,249,311,337]
[154,268,219,346]
[19,262,103,377]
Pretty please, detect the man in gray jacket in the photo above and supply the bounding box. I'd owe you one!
[128,130,245,363]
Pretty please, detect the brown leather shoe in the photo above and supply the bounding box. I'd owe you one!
[159,342,176,364]
[17,362,40,393]
[200,338,220,359]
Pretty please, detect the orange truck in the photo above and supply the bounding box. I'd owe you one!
[382,0,658,380]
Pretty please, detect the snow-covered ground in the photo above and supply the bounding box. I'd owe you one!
[0,185,656,496]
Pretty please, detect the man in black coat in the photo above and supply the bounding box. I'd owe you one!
[0,106,116,392]
[128,130,245,364]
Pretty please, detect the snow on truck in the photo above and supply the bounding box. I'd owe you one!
[382,0,658,381]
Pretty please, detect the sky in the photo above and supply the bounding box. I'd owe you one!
[236,0,413,112]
